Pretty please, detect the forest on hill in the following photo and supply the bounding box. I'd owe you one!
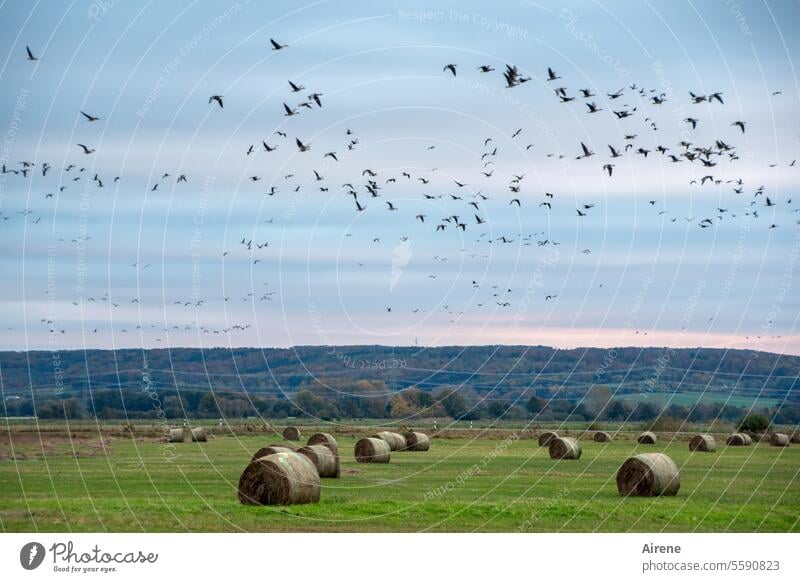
[0,345,797,424]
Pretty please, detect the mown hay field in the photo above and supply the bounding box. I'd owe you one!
[0,427,797,532]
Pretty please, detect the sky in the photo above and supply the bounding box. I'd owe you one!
[0,0,799,354]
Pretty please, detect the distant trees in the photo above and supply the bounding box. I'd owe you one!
[1,377,795,428]
[525,396,545,415]
[436,389,468,419]
[738,413,770,432]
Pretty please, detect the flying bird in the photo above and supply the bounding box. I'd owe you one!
[270,38,287,50]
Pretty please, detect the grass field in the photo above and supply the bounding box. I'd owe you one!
[615,392,780,408]
[1,425,798,532]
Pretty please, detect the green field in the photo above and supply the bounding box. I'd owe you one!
[1,426,798,532]
[615,392,780,408]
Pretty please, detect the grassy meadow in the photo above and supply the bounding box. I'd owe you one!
[0,423,798,532]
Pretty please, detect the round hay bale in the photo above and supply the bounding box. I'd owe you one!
[770,433,790,447]
[374,431,406,451]
[616,452,680,497]
[688,434,716,452]
[282,426,302,441]
[538,431,558,447]
[741,433,753,445]
[307,432,338,453]
[297,444,340,478]
[238,452,320,505]
[190,427,207,442]
[725,433,749,446]
[593,431,612,442]
[402,432,431,451]
[549,437,582,460]
[790,433,800,444]
[168,428,184,443]
[637,431,657,444]
[251,445,296,462]
[354,438,391,463]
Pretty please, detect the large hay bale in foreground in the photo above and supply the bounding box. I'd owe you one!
[374,431,406,451]
[689,434,716,452]
[725,433,750,446]
[616,453,680,497]
[538,431,558,447]
[770,433,790,447]
[637,431,657,444]
[238,452,320,506]
[593,431,612,442]
[168,428,184,443]
[354,438,391,463]
[549,437,582,460]
[306,432,338,453]
[402,432,431,451]
[283,426,302,441]
[741,433,753,445]
[190,427,207,442]
[297,444,340,478]
[251,445,296,462]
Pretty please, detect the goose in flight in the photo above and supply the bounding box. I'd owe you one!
[295,138,310,152]
[26,46,38,61]
[443,64,457,76]
[732,121,746,133]
[209,95,224,108]
[270,38,287,50]
[80,111,100,122]
[547,67,560,81]
[478,65,494,72]
[76,143,95,154]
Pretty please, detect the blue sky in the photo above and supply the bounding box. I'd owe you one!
[0,0,798,353]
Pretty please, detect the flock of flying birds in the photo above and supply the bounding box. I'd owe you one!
[3,42,797,345]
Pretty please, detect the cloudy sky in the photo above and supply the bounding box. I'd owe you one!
[0,0,799,353]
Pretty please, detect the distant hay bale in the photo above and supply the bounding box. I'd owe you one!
[238,452,320,506]
[168,428,184,443]
[725,433,750,446]
[616,453,680,497]
[790,433,800,444]
[538,431,558,447]
[741,433,753,445]
[688,434,716,452]
[251,445,296,462]
[402,432,431,451]
[307,432,338,453]
[770,433,790,447]
[190,427,207,442]
[283,426,302,441]
[374,431,406,451]
[297,444,340,478]
[637,431,657,444]
[354,438,391,463]
[549,437,582,460]
[593,431,612,442]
